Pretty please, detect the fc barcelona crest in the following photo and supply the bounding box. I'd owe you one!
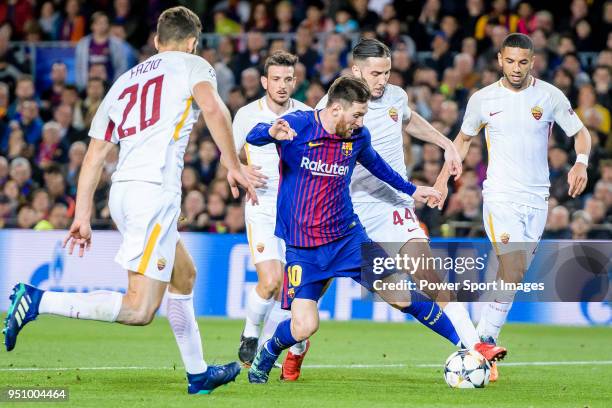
[341,142,353,156]
[389,107,398,122]
[531,106,543,120]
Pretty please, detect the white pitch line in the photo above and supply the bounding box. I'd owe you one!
[2,360,612,372]
[416,360,612,368]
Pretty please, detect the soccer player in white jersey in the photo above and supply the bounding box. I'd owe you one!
[430,33,591,382]
[306,38,507,379]
[3,7,257,395]
[232,51,311,377]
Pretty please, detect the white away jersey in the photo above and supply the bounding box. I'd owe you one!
[316,84,412,205]
[89,51,217,194]
[233,97,311,203]
[461,77,583,209]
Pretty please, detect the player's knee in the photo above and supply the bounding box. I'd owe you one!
[130,306,156,326]
[291,316,318,340]
[122,295,157,326]
[257,275,281,298]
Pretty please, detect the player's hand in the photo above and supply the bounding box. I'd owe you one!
[426,178,448,209]
[63,219,92,257]
[444,144,462,180]
[269,119,296,141]
[227,167,259,205]
[413,185,442,203]
[567,162,588,198]
[240,163,268,188]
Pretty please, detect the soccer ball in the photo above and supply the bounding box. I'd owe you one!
[444,349,491,388]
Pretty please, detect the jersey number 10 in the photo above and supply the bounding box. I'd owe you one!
[117,74,164,138]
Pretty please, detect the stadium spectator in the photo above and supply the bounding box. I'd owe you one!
[43,164,74,217]
[206,192,227,232]
[561,52,591,88]
[9,157,35,198]
[180,190,207,231]
[232,31,267,81]
[200,48,235,102]
[543,205,572,239]
[41,62,67,112]
[66,141,85,196]
[292,25,320,78]
[424,32,453,79]
[302,1,333,33]
[16,205,39,229]
[36,121,68,169]
[447,186,483,237]
[8,98,44,148]
[304,81,325,109]
[549,146,571,203]
[8,76,37,119]
[240,67,263,103]
[316,51,342,88]
[575,84,611,136]
[31,188,50,220]
[0,194,12,227]
[81,78,105,129]
[474,0,518,41]
[75,12,130,90]
[0,155,7,184]
[57,0,86,43]
[112,0,147,48]
[38,1,61,41]
[224,203,246,233]
[570,210,592,239]
[34,202,69,230]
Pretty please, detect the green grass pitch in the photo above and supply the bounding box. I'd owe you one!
[1,316,611,407]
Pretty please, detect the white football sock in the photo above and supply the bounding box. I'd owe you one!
[443,302,479,348]
[167,291,207,374]
[259,300,290,347]
[289,340,309,356]
[38,290,122,322]
[477,300,513,341]
[243,287,274,338]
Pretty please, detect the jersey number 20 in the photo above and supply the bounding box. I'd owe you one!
[117,74,164,138]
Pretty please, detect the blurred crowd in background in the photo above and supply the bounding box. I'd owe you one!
[0,0,610,239]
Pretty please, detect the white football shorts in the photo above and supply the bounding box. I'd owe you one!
[109,180,181,282]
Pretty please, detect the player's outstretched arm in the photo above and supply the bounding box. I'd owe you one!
[246,118,296,146]
[427,131,474,210]
[568,126,591,198]
[405,111,462,179]
[193,81,258,204]
[357,133,441,202]
[63,138,114,257]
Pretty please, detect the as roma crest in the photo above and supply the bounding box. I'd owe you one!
[531,106,543,120]
[341,142,353,156]
[389,107,398,122]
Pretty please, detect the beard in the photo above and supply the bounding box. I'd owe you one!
[504,72,529,89]
[336,119,353,138]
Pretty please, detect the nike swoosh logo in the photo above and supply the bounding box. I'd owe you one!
[308,142,324,147]
[489,111,503,116]
[407,227,419,232]
[423,303,436,321]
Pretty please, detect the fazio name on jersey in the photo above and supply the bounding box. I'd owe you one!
[130,58,161,79]
[300,157,349,177]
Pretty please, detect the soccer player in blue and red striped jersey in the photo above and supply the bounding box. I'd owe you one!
[244,76,475,384]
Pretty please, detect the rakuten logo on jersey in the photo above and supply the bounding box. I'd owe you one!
[300,157,349,177]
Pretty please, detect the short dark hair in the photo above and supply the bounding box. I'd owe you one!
[352,38,391,61]
[501,33,534,53]
[327,76,371,107]
[263,51,299,76]
[156,6,202,45]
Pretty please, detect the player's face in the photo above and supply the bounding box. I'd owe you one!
[498,46,534,89]
[336,102,368,138]
[261,65,296,106]
[352,57,391,100]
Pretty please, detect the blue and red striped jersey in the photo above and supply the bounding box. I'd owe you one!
[246,110,416,248]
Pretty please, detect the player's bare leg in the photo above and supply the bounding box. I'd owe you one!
[477,248,527,381]
[400,238,482,350]
[249,298,319,383]
[239,259,281,365]
[168,240,240,393]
